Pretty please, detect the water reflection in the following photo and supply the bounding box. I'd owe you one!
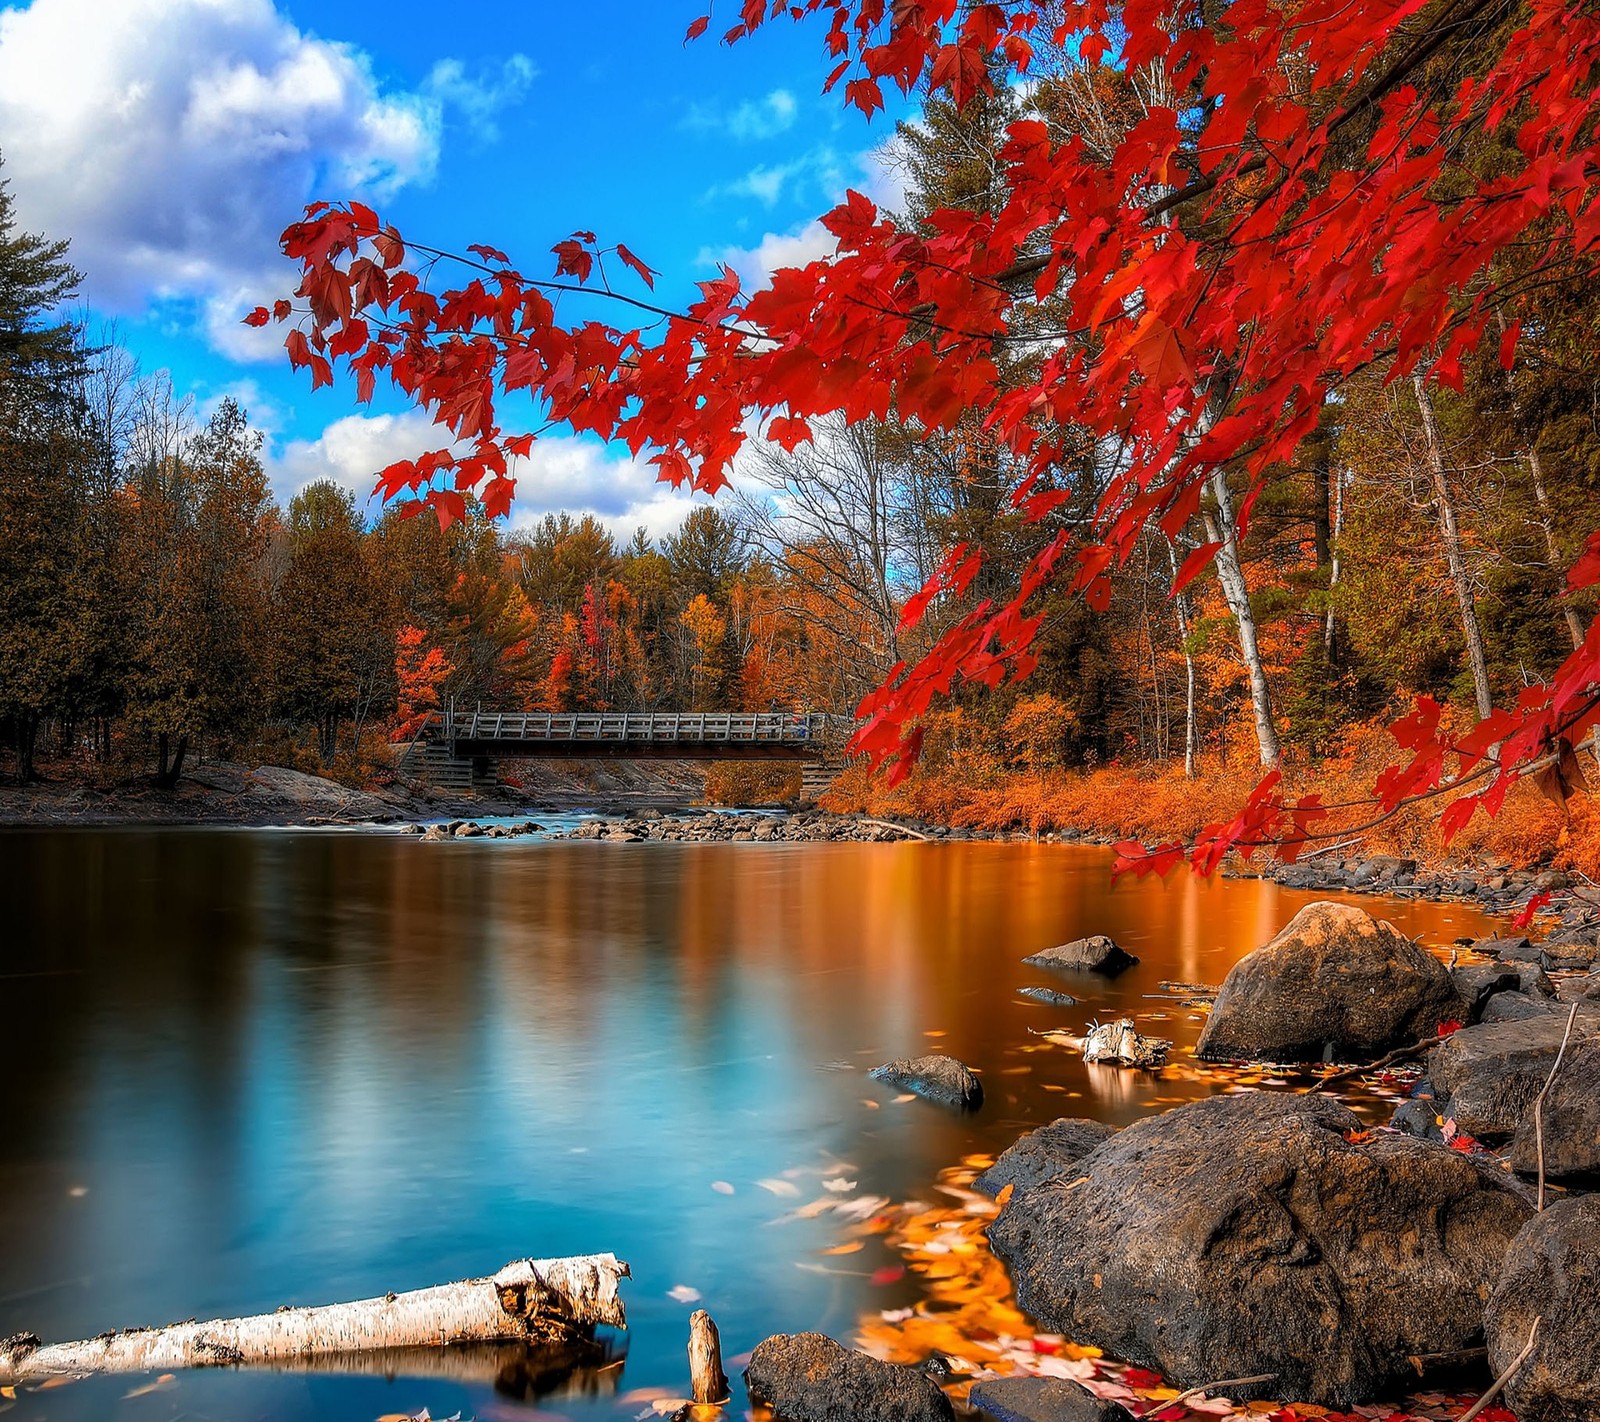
[0,831,1492,1420]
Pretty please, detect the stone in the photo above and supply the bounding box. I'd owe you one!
[1508,1037,1600,1182]
[1479,991,1564,1024]
[1389,1097,1445,1142]
[869,1054,983,1110]
[1479,935,1539,962]
[744,1332,954,1422]
[970,1377,1135,1422]
[987,1092,1531,1407]
[973,1118,1118,1198]
[1196,902,1459,1063]
[1022,935,1139,976]
[1449,963,1522,1021]
[1540,939,1600,972]
[1484,1197,1600,1422]
[1429,1014,1600,1139]
[1018,987,1080,1007]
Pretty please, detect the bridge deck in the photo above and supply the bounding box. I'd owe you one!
[430,711,832,760]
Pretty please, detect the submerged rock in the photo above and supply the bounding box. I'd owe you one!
[1018,986,1080,1007]
[868,1054,983,1110]
[987,1091,1531,1407]
[1508,1037,1600,1182]
[969,1377,1135,1422]
[744,1332,954,1422]
[1485,1197,1600,1422]
[973,1118,1118,1199]
[1196,901,1458,1063]
[1022,935,1139,976]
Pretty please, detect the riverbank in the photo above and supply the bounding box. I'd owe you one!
[820,735,1600,879]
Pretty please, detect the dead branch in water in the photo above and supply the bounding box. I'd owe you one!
[0,1253,629,1386]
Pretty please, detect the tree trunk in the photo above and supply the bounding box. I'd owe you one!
[1324,466,1345,665]
[0,1254,629,1385]
[154,732,189,790]
[12,713,39,784]
[1526,446,1586,651]
[1166,542,1199,778]
[1412,375,1493,719]
[1203,468,1281,767]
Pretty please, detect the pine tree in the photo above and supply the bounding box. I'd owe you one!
[0,151,82,412]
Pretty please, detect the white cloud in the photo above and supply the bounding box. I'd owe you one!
[700,219,837,292]
[700,137,908,291]
[268,414,714,541]
[268,409,442,509]
[684,88,798,142]
[506,436,709,543]
[0,0,531,356]
[424,54,537,143]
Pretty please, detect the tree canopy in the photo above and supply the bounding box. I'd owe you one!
[253,0,1600,894]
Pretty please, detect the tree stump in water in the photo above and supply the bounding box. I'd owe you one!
[688,1309,729,1404]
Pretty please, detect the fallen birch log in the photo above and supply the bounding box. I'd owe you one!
[0,1253,628,1386]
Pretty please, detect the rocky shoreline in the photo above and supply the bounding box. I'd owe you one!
[732,902,1600,1422]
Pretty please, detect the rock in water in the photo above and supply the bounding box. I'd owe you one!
[744,1332,954,1422]
[987,1092,1531,1407]
[1196,901,1459,1062]
[969,1376,1135,1422]
[1022,936,1139,976]
[1018,986,1080,1006]
[973,1118,1119,1199]
[1484,1197,1600,1422]
[1429,1013,1600,1139]
[1508,1037,1600,1182]
[869,1054,983,1110]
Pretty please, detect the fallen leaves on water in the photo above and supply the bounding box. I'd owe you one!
[844,1155,1523,1422]
[121,1373,176,1400]
[376,1411,464,1422]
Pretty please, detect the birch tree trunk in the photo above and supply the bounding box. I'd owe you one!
[1166,541,1199,778]
[1526,446,1587,651]
[1203,468,1282,767]
[1412,375,1493,719]
[0,1253,628,1385]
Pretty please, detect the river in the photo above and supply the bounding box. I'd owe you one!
[0,826,1495,1421]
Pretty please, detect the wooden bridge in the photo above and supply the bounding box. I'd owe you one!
[401,709,840,793]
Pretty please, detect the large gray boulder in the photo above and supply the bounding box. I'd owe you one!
[987,1092,1531,1407]
[969,1377,1134,1422]
[744,1332,954,1422]
[1449,963,1523,1021]
[1429,1013,1600,1139]
[1508,1037,1600,1182]
[1484,1198,1600,1422]
[973,1118,1118,1199]
[1022,935,1139,976]
[869,1054,983,1110]
[1197,902,1459,1062]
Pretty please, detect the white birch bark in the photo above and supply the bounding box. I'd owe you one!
[0,1253,628,1385]
[1412,375,1493,719]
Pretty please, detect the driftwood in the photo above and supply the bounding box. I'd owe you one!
[1082,1017,1172,1069]
[0,1253,628,1386]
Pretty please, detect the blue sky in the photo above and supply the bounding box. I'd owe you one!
[0,0,915,535]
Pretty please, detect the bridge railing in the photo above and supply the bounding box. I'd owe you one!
[436,710,833,746]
